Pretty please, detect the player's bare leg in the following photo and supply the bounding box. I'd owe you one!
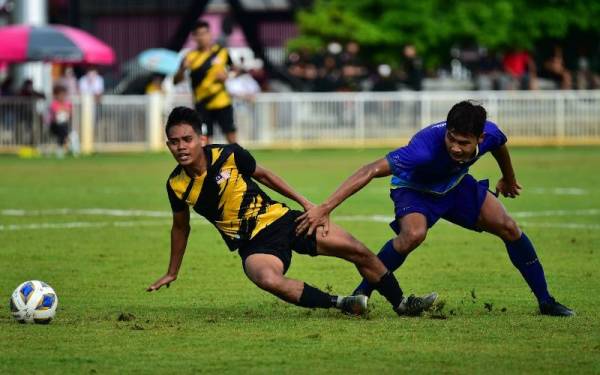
[243,253,367,314]
[317,222,436,316]
[477,192,573,316]
[315,223,387,282]
[348,212,437,315]
[392,213,428,255]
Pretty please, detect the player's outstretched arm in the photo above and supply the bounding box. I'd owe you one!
[491,144,522,198]
[252,165,313,210]
[173,57,190,85]
[295,158,391,236]
[147,209,191,291]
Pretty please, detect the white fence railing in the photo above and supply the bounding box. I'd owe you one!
[2,90,600,153]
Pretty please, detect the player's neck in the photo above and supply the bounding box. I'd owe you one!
[184,150,208,177]
[197,44,211,52]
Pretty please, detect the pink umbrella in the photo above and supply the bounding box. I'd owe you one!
[0,24,115,65]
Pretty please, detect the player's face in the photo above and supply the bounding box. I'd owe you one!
[192,27,211,49]
[166,124,203,166]
[444,130,484,162]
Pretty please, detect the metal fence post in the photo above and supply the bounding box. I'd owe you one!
[355,94,365,146]
[556,93,565,144]
[146,93,164,151]
[80,94,95,154]
[420,93,431,128]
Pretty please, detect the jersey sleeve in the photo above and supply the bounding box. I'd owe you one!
[231,143,257,175]
[482,121,508,152]
[166,181,187,212]
[385,136,432,176]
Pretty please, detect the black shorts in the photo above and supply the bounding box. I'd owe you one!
[50,122,69,145]
[238,210,317,274]
[194,104,236,137]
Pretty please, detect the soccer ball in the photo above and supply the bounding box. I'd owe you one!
[9,280,58,324]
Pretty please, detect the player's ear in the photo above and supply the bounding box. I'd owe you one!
[199,135,208,146]
[478,132,486,144]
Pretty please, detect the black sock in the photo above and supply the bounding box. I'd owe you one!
[373,271,403,309]
[297,283,337,309]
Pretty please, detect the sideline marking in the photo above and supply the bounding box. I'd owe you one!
[1,208,599,231]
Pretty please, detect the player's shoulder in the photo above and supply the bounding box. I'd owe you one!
[484,120,501,132]
[212,44,226,53]
[204,143,248,165]
[483,120,507,140]
[410,121,446,146]
[168,164,184,180]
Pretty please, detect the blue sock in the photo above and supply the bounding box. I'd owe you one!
[504,232,552,304]
[353,240,407,297]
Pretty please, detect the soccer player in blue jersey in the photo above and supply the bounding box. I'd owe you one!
[296,100,573,317]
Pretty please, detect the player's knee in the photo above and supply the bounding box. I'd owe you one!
[252,271,283,292]
[403,227,427,249]
[502,217,521,241]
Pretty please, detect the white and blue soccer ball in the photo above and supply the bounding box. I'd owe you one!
[10,280,58,324]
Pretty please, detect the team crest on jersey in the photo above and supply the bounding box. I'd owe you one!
[215,169,231,184]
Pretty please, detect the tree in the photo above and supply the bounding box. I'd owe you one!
[289,0,600,69]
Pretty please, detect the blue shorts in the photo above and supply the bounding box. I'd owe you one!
[389,174,490,234]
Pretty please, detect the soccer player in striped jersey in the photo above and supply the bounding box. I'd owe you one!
[147,106,437,317]
[174,20,236,144]
[296,100,573,317]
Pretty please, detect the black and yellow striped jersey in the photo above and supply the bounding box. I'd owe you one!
[185,45,232,110]
[166,144,289,250]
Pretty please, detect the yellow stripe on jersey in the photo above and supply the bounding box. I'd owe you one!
[186,46,231,109]
[250,203,289,238]
[187,174,205,205]
[168,170,206,206]
[169,171,192,201]
[211,148,223,165]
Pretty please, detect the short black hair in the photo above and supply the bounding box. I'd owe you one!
[192,20,210,32]
[53,85,67,95]
[165,106,203,136]
[446,100,487,137]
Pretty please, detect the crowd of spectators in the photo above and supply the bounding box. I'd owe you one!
[285,41,600,92]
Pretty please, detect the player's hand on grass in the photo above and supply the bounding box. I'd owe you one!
[295,204,330,237]
[496,177,522,198]
[146,274,177,292]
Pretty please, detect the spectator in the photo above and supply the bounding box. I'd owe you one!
[226,68,261,101]
[314,54,342,92]
[474,48,503,90]
[18,79,45,145]
[1,76,15,96]
[540,45,572,90]
[145,74,165,95]
[340,41,367,91]
[48,85,72,158]
[78,67,104,102]
[19,79,45,99]
[371,64,397,92]
[400,44,423,91]
[575,51,600,90]
[56,66,78,98]
[502,49,537,90]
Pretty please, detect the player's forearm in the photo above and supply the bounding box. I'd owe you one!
[173,68,185,85]
[322,165,374,214]
[259,171,310,208]
[492,145,516,180]
[167,225,190,276]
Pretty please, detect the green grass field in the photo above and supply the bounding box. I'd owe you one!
[1,147,599,374]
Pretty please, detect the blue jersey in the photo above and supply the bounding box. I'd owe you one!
[386,121,507,195]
